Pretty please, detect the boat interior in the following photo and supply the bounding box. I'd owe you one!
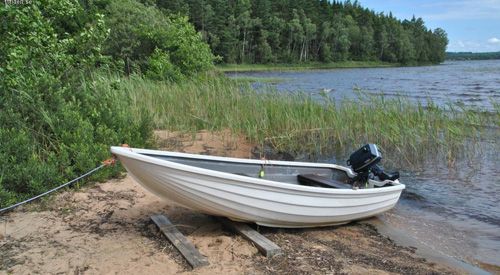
[143,153,357,189]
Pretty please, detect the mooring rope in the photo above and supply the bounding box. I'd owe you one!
[0,158,115,215]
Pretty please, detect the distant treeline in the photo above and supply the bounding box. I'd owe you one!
[446,51,500,61]
[157,0,448,64]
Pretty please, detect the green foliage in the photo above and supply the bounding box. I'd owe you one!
[0,0,153,208]
[145,49,182,81]
[157,0,448,64]
[446,51,500,61]
[103,0,215,78]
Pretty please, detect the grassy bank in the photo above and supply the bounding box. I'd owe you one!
[92,73,497,165]
[217,61,399,72]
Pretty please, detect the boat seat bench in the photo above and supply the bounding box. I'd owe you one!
[297,174,352,189]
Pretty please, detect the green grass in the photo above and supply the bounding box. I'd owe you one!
[217,61,398,72]
[91,73,497,165]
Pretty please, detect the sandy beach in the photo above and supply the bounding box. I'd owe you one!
[0,131,463,274]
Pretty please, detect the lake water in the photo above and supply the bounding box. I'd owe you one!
[228,60,500,111]
[228,60,500,270]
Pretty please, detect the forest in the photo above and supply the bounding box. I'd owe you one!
[158,0,449,64]
[446,51,500,60]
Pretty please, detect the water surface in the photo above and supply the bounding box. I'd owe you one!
[228,60,500,111]
[229,60,500,269]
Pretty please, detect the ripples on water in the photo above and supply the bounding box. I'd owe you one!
[396,136,500,267]
[229,60,500,268]
[321,138,500,268]
[228,60,500,111]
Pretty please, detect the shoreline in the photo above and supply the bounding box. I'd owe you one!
[217,61,399,73]
[0,130,475,274]
[364,219,492,274]
[216,61,441,73]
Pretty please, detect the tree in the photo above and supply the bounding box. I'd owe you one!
[288,9,304,61]
[156,0,450,65]
[300,10,317,62]
[237,10,254,63]
[318,21,334,62]
[332,15,350,61]
[104,0,215,78]
[374,18,389,60]
[430,28,448,63]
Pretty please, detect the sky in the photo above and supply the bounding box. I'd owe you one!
[358,0,500,52]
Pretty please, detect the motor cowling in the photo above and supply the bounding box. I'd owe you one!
[347,144,381,173]
[347,144,399,183]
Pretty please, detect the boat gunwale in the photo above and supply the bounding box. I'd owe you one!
[111,146,405,195]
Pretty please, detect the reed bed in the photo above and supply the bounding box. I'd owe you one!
[90,73,497,164]
[217,61,397,72]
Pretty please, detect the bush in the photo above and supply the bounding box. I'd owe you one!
[104,0,215,79]
[145,49,183,81]
[0,0,153,208]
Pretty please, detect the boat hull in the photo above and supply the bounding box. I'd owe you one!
[112,147,405,228]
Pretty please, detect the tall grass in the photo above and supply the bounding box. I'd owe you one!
[91,72,497,164]
[217,61,397,72]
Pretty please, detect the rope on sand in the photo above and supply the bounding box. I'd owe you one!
[0,157,116,215]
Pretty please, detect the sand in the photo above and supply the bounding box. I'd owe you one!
[1,131,461,274]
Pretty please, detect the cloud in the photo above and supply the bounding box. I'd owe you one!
[488,37,500,44]
[448,40,482,51]
[448,39,500,52]
[421,0,500,20]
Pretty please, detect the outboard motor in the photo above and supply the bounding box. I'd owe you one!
[347,144,399,184]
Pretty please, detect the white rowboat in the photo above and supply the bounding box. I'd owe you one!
[111,146,405,228]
